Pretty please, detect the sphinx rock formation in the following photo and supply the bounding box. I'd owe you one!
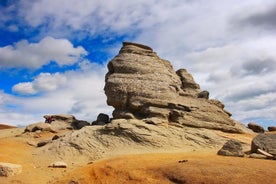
[105,42,246,133]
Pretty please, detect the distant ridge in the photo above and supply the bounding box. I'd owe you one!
[0,123,17,130]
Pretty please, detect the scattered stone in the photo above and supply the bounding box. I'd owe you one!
[52,135,60,140]
[178,160,188,163]
[247,122,265,133]
[71,120,90,130]
[49,161,67,168]
[217,139,244,157]
[37,140,52,147]
[268,126,276,132]
[249,153,267,159]
[92,113,110,125]
[251,134,276,157]
[0,162,22,177]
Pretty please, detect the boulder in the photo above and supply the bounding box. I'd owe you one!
[104,42,248,133]
[44,114,90,130]
[247,122,265,133]
[37,139,52,147]
[251,134,276,157]
[25,122,57,133]
[0,162,22,177]
[197,90,209,99]
[268,126,276,132]
[92,113,110,125]
[217,139,244,157]
[71,120,90,130]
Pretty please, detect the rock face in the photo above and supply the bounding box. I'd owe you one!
[37,119,228,164]
[0,162,22,177]
[104,42,247,133]
[217,139,244,157]
[247,122,265,133]
[251,134,276,157]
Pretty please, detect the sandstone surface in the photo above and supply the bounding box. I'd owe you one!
[0,162,22,177]
[104,42,249,133]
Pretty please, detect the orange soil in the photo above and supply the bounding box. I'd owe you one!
[0,129,275,184]
[0,124,17,130]
[55,152,276,184]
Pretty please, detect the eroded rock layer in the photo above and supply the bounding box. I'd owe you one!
[105,42,247,133]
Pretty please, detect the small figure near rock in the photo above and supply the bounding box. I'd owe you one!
[247,122,264,133]
[44,115,55,124]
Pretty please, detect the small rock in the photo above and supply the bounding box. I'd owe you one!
[49,161,67,168]
[52,135,60,140]
[0,162,22,177]
[37,140,52,147]
[247,122,264,133]
[92,113,110,126]
[197,90,209,99]
[217,139,244,157]
[268,126,276,132]
[178,160,188,163]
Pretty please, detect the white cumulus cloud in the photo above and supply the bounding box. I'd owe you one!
[0,36,87,69]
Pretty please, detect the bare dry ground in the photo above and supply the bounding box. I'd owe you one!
[0,127,275,184]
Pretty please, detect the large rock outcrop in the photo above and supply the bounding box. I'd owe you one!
[104,42,247,133]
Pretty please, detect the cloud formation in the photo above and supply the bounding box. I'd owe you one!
[0,36,87,69]
[0,0,275,128]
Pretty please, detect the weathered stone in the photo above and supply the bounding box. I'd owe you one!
[104,42,248,133]
[52,135,60,140]
[71,120,90,130]
[49,161,67,168]
[0,162,22,177]
[37,139,52,147]
[268,126,276,132]
[25,122,57,133]
[217,139,244,157]
[44,114,90,130]
[251,134,276,156]
[92,113,110,125]
[197,90,209,99]
[176,68,200,96]
[247,122,265,133]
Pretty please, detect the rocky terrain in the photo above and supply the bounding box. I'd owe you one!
[0,42,275,184]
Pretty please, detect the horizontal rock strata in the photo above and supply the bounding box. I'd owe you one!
[104,42,248,133]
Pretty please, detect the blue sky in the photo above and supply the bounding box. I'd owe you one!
[0,0,275,129]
